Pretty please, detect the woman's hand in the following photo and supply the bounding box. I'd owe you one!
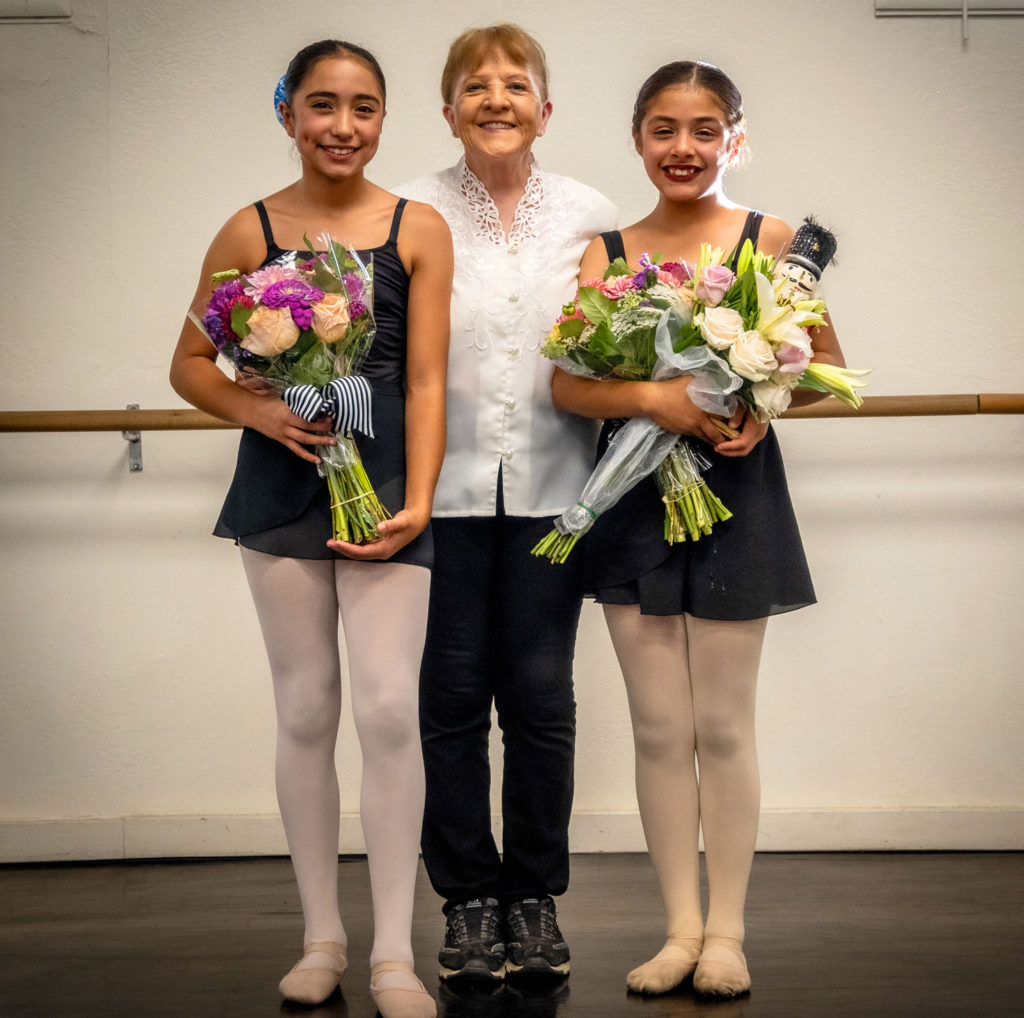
[642,376,728,447]
[244,397,336,464]
[711,405,769,458]
[326,507,428,560]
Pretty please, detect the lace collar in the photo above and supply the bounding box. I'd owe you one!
[457,157,544,250]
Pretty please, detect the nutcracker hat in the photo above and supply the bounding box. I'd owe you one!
[782,216,837,279]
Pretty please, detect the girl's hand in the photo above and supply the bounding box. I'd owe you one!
[643,376,727,447]
[712,406,769,458]
[326,508,428,561]
[245,398,335,464]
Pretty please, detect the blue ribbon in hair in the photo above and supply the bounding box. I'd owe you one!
[284,376,374,438]
[274,74,287,125]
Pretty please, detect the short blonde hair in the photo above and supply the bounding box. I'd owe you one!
[441,23,549,104]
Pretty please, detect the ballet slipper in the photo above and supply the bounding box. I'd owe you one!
[278,940,348,1005]
[626,936,703,994]
[693,936,750,997]
[369,960,437,1018]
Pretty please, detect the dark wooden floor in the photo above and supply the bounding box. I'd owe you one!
[1,852,1021,1017]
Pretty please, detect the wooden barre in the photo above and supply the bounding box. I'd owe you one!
[0,394,1022,433]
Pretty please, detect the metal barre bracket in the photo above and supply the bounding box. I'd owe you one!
[121,404,142,473]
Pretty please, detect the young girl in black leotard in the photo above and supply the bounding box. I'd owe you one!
[170,39,452,1017]
[552,61,848,999]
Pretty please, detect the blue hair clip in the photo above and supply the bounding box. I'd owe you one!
[274,73,287,125]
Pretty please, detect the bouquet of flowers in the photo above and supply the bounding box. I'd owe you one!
[190,234,390,545]
[532,223,869,563]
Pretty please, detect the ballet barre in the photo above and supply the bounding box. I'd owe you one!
[0,395,1021,473]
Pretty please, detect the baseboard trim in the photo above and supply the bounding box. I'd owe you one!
[1,808,1020,863]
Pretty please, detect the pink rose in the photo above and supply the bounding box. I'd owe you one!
[696,263,736,306]
[774,323,814,374]
[775,342,812,375]
[598,275,637,300]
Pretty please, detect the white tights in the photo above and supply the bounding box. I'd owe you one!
[241,548,429,968]
[603,605,767,946]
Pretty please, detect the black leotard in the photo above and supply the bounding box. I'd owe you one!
[212,198,432,568]
[583,213,814,618]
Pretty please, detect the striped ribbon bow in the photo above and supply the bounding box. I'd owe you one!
[283,376,374,438]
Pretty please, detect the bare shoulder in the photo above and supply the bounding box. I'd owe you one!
[756,213,795,257]
[400,198,451,243]
[580,233,613,279]
[396,198,452,280]
[204,203,269,275]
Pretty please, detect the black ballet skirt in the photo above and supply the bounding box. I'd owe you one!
[582,217,814,619]
[212,198,432,568]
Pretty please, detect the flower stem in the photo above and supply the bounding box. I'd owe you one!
[322,435,391,544]
[530,529,580,564]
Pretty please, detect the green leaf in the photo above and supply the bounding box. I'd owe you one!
[558,317,585,339]
[230,302,253,338]
[586,320,622,362]
[310,258,344,294]
[673,322,702,353]
[604,258,632,279]
[734,239,754,277]
[578,286,617,327]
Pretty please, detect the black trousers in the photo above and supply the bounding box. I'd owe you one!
[419,512,583,911]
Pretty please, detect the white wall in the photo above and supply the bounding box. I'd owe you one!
[1,0,1022,863]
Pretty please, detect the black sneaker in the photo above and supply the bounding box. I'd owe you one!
[504,896,570,977]
[438,897,506,982]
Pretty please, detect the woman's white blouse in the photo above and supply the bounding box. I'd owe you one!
[398,159,617,517]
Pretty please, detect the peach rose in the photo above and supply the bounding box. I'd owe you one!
[311,292,352,344]
[242,305,300,356]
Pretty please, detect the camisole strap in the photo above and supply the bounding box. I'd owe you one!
[253,200,276,249]
[600,230,627,263]
[734,210,764,259]
[387,198,408,245]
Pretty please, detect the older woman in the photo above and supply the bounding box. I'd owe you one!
[398,24,615,982]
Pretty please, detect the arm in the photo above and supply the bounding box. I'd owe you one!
[327,202,453,559]
[169,208,335,464]
[755,215,847,410]
[551,236,729,448]
[706,215,849,455]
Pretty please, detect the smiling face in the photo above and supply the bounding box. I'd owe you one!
[634,85,741,202]
[443,52,552,174]
[280,55,385,181]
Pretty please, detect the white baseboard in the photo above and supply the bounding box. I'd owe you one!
[1,808,1021,864]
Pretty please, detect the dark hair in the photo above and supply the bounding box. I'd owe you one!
[441,23,549,104]
[631,60,743,137]
[283,39,387,106]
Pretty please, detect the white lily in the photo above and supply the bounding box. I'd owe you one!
[754,271,790,336]
[800,362,872,408]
